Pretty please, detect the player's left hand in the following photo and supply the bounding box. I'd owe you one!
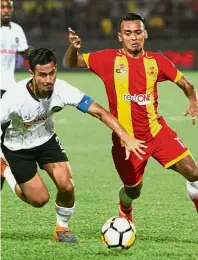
[184,101,198,125]
[68,27,82,50]
[124,138,148,160]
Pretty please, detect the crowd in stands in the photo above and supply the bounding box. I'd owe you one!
[12,0,198,40]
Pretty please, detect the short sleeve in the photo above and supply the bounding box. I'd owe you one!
[157,54,183,82]
[57,80,84,106]
[17,26,28,52]
[56,80,94,112]
[82,50,109,81]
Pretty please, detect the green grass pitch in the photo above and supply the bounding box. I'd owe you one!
[1,71,198,260]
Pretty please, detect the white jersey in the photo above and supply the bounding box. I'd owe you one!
[0,22,28,90]
[1,78,92,150]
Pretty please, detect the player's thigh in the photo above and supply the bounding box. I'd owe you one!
[19,173,49,205]
[152,126,190,169]
[38,134,72,191]
[170,154,198,182]
[112,141,148,186]
[43,161,73,192]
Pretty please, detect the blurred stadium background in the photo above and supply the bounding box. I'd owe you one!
[13,0,198,71]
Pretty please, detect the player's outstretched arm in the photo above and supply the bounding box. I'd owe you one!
[87,102,147,160]
[64,27,87,68]
[176,76,198,125]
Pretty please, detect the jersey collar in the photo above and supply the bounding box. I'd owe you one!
[26,79,40,102]
[121,48,145,58]
[26,79,53,102]
[1,23,11,29]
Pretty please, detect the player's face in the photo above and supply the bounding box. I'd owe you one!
[1,1,13,25]
[31,61,57,94]
[118,20,147,55]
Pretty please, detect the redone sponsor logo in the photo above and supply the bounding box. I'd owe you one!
[123,94,152,105]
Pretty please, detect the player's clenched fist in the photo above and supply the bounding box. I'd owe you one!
[68,27,82,50]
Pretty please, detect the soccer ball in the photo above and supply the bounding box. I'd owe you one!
[101,216,136,249]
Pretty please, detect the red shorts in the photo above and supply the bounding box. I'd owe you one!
[111,125,190,186]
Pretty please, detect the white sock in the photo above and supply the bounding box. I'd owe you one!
[186,180,198,201]
[4,166,17,193]
[55,203,75,228]
[119,185,132,207]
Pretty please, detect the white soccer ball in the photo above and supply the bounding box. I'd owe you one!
[101,216,136,249]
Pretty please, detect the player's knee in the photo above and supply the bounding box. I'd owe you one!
[30,193,50,208]
[125,186,142,200]
[57,179,74,194]
[186,167,198,182]
[124,181,143,200]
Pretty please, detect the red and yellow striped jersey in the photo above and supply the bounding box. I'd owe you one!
[82,49,183,141]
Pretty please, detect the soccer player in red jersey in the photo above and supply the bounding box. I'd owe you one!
[64,13,198,219]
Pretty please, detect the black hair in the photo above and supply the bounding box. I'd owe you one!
[119,13,145,29]
[28,48,56,71]
[2,0,13,7]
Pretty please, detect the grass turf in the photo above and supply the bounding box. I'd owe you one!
[1,71,198,260]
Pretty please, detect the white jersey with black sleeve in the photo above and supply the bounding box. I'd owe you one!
[0,78,94,150]
[0,22,28,90]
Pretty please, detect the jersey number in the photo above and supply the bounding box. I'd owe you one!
[55,136,66,154]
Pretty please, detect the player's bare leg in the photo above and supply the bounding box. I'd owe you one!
[119,181,143,222]
[43,161,77,243]
[170,154,198,213]
[17,174,50,207]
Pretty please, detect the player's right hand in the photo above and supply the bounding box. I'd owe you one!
[124,138,147,161]
[68,27,82,50]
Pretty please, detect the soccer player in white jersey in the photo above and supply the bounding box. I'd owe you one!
[0,0,31,89]
[0,48,147,243]
[0,0,33,189]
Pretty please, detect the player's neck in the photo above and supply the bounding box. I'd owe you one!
[124,49,144,59]
[29,82,51,100]
[1,21,11,27]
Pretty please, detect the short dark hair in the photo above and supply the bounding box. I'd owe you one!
[29,48,56,71]
[119,13,145,29]
[2,0,13,7]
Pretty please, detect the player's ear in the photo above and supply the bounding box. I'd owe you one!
[118,32,122,42]
[10,1,14,12]
[29,69,34,77]
[144,30,148,40]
